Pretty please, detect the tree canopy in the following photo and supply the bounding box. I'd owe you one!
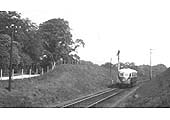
[38,18,84,64]
[0,11,85,70]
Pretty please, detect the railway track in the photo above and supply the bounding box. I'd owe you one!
[54,79,148,108]
[57,88,125,108]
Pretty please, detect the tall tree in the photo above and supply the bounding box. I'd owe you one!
[0,11,43,66]
[0,34,10,66]
[39,18,84,63]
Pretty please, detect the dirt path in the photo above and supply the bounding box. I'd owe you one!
[111,86,140,107]
[0,74,40,80]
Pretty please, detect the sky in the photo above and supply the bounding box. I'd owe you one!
[2,0,170,67]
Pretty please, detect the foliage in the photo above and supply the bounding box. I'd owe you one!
[101,62,113,69]
[0,11,85,72]
[0,34,10,66]
[0,11,40,66]
[125,67,170,107]
[38,18,84,64]
[101,61,167,82]
[0,63,112,107]
[101,62,137,71]
[137,64,167,79]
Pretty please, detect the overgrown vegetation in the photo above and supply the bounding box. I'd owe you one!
[0,62,115,107]
[0,11,85,75]
[124,67,170,107]
[101,62,169,107]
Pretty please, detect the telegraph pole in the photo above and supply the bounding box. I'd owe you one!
[6,23,21,91]
[150,49,152,80]
[8,26,14,91]
[110,58,112,79]
[117,50,120,71]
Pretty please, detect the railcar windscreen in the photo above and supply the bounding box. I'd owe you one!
[119,72,124,77]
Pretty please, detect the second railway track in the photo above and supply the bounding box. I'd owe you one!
[58,88,125,108]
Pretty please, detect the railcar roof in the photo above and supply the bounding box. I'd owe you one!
[119,68,137,73]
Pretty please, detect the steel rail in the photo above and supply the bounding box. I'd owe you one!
[59,79,148,108]
[87,89,124,108]
[64,88,114,103]
[61,88,118,108]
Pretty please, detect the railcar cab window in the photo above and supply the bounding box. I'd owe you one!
[132,72,137,77]
[119,72,124,77]
[124,73,129,77]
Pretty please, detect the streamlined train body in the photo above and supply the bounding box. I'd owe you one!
[116,68,137,87]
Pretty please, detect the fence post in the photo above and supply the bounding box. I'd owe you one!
[12,69,14,80]
[0,69,2,80]
[21,68,24,80]
[29,68,32,77]
[36,67,38,74]
[41,68,44,75]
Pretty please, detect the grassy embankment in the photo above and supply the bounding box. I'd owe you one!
[0,63,117,107]
[124,67,170,107]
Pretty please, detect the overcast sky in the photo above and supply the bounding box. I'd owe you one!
[2,0,170,67]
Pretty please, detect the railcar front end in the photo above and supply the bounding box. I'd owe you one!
[116,68,137,87]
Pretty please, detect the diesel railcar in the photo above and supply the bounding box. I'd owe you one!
[116,68,137,87]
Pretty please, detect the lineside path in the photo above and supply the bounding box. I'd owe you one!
[109,80,148,107]
[111,86,140,107]
[0,74,40,80]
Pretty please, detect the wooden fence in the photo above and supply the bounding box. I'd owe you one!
[0,60,81,80]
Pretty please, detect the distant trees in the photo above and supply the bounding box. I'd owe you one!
[0,11,85,73]
[123,62,137,70]
[101,62,137,71]
[101,62,113,69]
[101,61,167,80]
[137,64,167,78]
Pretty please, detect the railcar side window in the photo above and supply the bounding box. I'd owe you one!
[132,72,137,77]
